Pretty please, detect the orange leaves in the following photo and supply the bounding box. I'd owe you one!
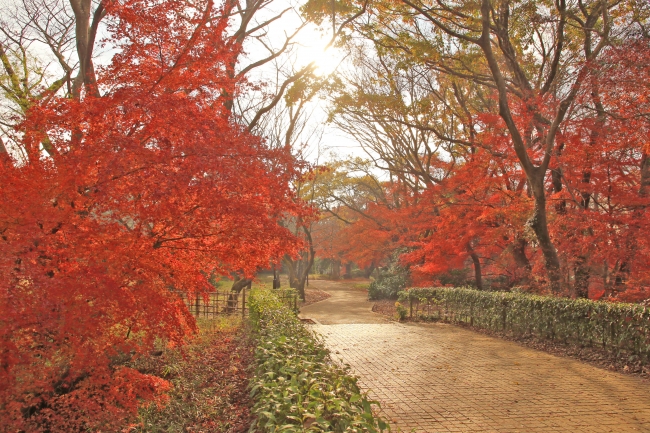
[326,35,650,295]
[0,0,307,429]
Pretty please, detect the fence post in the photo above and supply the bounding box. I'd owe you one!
[242,287,246,318]
[409,297,413,319]
[195,296,200,316]
[470,301,474,327]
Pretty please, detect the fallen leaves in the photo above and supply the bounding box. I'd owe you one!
[129,322,255,433]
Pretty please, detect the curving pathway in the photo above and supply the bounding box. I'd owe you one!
[300,280,650,433]
[299,279,387,325]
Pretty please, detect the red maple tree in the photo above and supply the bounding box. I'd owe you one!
[0,0,305,430]
[324,40,650,300]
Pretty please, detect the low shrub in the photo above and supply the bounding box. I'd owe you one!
[398,287,650,362]
[368,253,409,300]
[395,302,408,321]
[248,289,388,432]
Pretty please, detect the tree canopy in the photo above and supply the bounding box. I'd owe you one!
[306,0,650,298]
[0,0,309,429]
[1,0,649,429]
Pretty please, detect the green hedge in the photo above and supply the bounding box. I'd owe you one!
[398,287,650,362]
[248,289,388,432]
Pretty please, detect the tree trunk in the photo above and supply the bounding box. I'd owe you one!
[528,177,562,293]
[286,261,298,289]
[230,276,252,293]
[227,276,252,312]
[330,260,340,278]
[551,144,566,214]
[641,153,650,197]
[574,255,590,298]
[466,242,483,290]
[469,251,483,291]
[344,262,352,278]
[511,235,532,285]
[69,0,103,98]
[284,255,314,300]
[478,0,569,294]
[283,225,315,300]
[294,256,314,301]
[364,262,375,278]
[0,136,10,166]
[614,261,629,290]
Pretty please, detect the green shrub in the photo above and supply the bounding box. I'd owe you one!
[368,253,409,300]
[395,302,408,321]
[398,287,650,361]
[248,289,389,432]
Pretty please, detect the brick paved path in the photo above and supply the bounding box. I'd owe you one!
[299,280,387,324]
[303,281,650,432]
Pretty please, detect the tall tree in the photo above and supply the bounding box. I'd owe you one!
[0,0,305,429]
[306,0,649,293]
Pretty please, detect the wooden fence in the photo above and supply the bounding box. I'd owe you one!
[177,288,297,319]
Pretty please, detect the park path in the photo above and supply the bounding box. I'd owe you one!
[300,280,650,433]
[299,279,388,324]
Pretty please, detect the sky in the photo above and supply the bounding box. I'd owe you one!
[235,0,367,164]
[0,0,368,164]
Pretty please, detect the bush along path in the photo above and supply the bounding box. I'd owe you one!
[248,288,389,432]
[397,287,650,375]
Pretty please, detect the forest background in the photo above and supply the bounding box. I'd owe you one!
[1,0,649,430]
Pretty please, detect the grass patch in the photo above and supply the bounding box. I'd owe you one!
[309,273,341,281]
[352,282,370,291]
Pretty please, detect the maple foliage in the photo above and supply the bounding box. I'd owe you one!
[307,161,398,274]
[549,40,650,298]
[316,38,650,300]
[303,0,650,301]
[314,202,393,274]
[0,0,306,430]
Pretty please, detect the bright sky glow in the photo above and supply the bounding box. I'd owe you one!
[298,32,345,77]
[0,0,365,164]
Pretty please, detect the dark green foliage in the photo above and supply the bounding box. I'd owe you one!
[368,254,409,300]
[436,269,471,288]
[399,287,650,362]
[248,289,389,432]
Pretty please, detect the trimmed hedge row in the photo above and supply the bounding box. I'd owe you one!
[248,289,388,433]
[398,287,650,361]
